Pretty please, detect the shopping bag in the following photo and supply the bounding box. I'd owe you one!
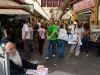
[26,68,48,75]
[38,35,41,39]
[77,35,82,45]
[96,35,100,44]
[68,34,78,44]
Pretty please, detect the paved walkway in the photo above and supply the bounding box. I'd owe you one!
[19,43,100,75]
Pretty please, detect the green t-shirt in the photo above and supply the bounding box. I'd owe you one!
[47,24,57,40]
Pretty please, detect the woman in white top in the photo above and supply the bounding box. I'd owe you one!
[57,24,68,58]
[70,21,84,58]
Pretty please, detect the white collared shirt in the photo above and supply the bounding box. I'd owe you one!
[22,24,30,39]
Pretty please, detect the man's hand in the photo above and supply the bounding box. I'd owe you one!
[37,65,46,74]
[23,37,26,41]
[75,32,79,35]
[47,37,50,40]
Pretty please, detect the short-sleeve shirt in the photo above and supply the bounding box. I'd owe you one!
[33,24,39,35]
[38,28,45,39]
[83,30,90,36]
[47,24,57,40]
[22,24,30,39]
[29,28,33,40]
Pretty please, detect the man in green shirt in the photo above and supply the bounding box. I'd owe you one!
[46,18,57,60]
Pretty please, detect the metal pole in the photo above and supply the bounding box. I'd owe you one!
[5,52,10,75]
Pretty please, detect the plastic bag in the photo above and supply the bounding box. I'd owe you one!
[26,68,48,75]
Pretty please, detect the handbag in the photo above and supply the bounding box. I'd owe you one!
[96,35,100,43]
[57,29,68,41]
[38,35,41,39]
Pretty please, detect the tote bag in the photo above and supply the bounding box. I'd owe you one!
[68,34,82,45]
[57,29,68,41]
[68,34,78,44]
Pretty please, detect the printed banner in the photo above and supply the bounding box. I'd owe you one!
[73,0,94,12]
[22,4,34,13]
[41,0,47,7]
[53,0,59,7]
[59,0,64,7]
[47,0,52,7]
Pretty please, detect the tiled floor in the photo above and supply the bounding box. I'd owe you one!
[19,43,100,75]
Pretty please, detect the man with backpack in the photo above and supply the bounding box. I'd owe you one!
[32,20,39,50]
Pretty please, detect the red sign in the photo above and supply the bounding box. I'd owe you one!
[53,0,59,7]
[41,0,47,7]
[47,0,52,7]
[73,0,94,12]
[59,0,64,7]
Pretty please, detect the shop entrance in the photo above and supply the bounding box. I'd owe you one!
[77,12,91,24]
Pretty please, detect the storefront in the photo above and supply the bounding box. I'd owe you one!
[98,0,100,26]
[73,0,98,25]
[0,0,32,22]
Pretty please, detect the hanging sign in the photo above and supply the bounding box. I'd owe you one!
[22,4,34,13]
[41,0,47,7]
[59,0,64,7]
[73,0,94,12]
[47,0,52,7]
[53,0,59,7]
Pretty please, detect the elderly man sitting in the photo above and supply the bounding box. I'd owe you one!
[0,42,46,75]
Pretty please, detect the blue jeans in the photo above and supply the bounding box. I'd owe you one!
[46,40,56,57]
[58,39,66,57]
[81,36,90,52]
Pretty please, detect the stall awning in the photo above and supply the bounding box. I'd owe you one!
[0,9,30,15]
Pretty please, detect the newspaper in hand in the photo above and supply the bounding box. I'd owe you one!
[26,68,48,75]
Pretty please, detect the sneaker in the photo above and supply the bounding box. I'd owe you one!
[46,57,50,60]
[52,54,55,57]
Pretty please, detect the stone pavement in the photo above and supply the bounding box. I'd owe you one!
[19,43,100,75]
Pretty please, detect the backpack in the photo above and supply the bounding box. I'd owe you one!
[34,24,39,30]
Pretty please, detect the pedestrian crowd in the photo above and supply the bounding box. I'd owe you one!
[0,18,100,61]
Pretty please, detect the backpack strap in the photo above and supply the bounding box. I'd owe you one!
[74,25,76,31]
